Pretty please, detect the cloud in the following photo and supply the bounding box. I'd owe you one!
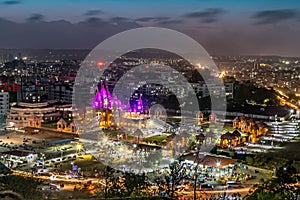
[183,8,225,23]
[27,13,44,22]
[84,9,103,16]
[2,0,20,5]
[134,16,179,26]
[83,17,104,25]
[135,16,170,23]
[110,17,130,23]
[135,17,156,22]
[0,18,141,49]
[252,9,297,24]
[158,20,183,25]
[153,17,170,22]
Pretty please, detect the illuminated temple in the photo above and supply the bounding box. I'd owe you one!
[92,82,149,132]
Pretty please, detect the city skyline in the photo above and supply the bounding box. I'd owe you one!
[0,1,300,199]
[1,0,300,56]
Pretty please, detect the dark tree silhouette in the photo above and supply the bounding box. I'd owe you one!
[246,161,300,200]
[165,160,187,198]
[0,175,42,200]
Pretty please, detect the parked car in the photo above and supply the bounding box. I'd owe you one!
[200,183,214,190]
[226,181,243,188]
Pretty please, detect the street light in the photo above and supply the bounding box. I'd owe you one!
[76,144,82,153]
[41,153,45,167]
[216,161,221,177]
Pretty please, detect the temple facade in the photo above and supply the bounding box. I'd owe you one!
[92,82,150,132]
[232,116,268,144]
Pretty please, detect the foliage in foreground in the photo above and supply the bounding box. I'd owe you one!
[0,175,43,200]
[245,161,300,200]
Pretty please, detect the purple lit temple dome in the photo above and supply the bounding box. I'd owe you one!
[93,82,112,109]
[93,82,124,110]
[134,95,144,112]
[93,81,146,113]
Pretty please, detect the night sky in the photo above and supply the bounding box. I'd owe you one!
[1,0,300,56]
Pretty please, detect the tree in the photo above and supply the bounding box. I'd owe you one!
[101,166,122,198]
[165,160,187,198]
[245,156,254,165]
[97,166,151,198]
[246,161,300,200]
[0,175,42,200]
[123,172,150,197]
[0,190,24,200]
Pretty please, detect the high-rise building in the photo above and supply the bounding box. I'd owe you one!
[0,92,9,115]
[48,81,73,103]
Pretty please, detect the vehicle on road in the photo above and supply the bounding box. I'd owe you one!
[226,181,243,189]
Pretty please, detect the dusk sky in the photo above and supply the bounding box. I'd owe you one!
[1,0,300,56]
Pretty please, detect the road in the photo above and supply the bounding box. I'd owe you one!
[12,169,253,198]
[175,187,250,199]
[12,170,105,186]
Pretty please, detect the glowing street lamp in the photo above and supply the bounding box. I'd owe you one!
[76,144,82,153]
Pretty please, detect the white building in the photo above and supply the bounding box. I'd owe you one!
[6,101,66,129]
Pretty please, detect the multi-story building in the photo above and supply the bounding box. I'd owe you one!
[0,92,9,115]
[48,81,73,103]
[6,101,69,129]
[192,80,234,99]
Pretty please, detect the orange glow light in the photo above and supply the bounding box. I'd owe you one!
[97,61,104,67]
